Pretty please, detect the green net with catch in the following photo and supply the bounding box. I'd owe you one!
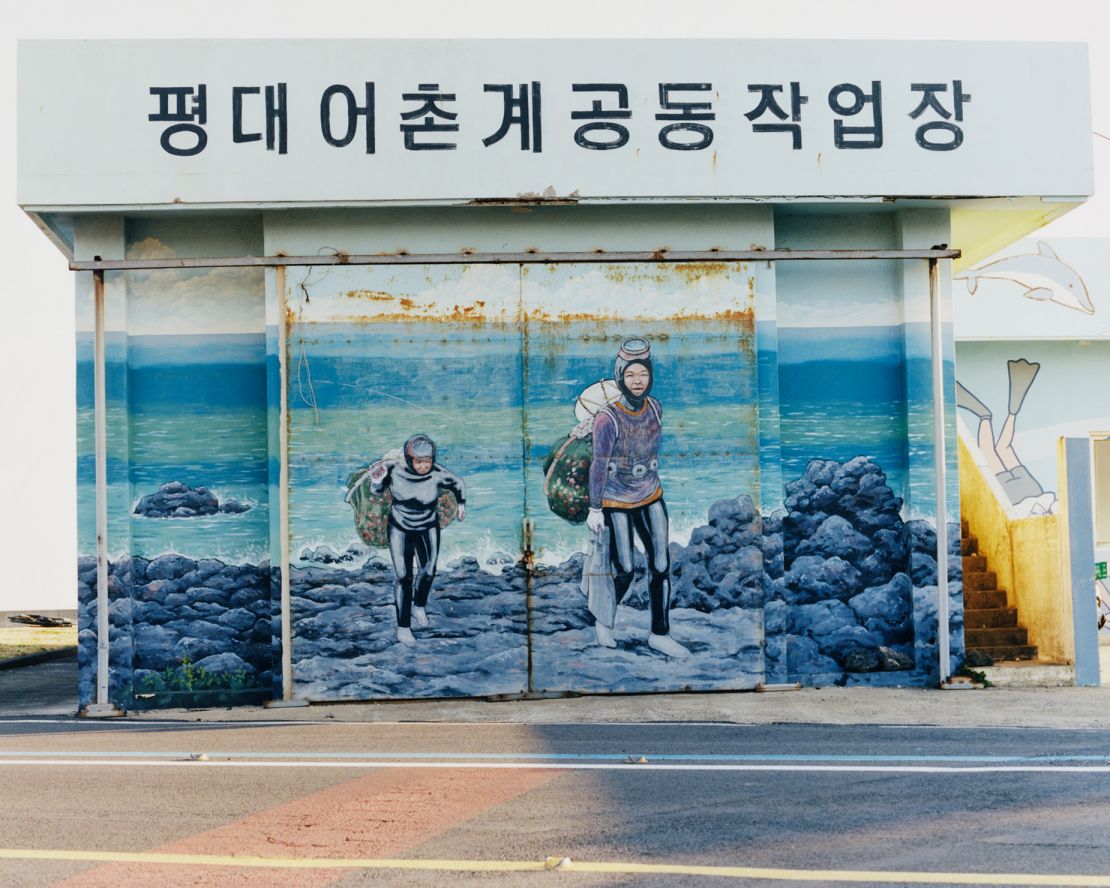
[345,466,458,548]
[542,436,593,525]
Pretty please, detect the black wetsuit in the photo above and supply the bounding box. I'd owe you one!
[371,463,465,629]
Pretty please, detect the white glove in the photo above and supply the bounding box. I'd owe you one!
[368,461,388,483]
[586,508,605,535]
[456,503,466,522]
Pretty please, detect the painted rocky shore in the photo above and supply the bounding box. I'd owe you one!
[77,556,275,708]
[773,456,963,681]
[133,481,252,518]
[78,456,962,707]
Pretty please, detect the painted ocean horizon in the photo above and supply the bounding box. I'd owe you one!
[78,323,952,567]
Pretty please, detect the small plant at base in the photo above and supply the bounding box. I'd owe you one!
[955,662,993,688]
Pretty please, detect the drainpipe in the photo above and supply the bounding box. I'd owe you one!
[929,257,951,685]
[82,268,123,717]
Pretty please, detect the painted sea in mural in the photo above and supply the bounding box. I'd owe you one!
[78,330,943,569]
[76,335,271,564]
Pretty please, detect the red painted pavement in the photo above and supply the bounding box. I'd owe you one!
[53,766,560,887]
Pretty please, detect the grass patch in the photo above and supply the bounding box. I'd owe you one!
[0,626,78,660]
[133,657,267,709]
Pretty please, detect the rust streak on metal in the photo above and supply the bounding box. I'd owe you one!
[345,290,397,301]
[526,306,755,325]
[600,260,739,288]
[70,248,961,271]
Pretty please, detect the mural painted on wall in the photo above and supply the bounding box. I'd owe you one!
[523,276,765,694]
[77,229,274,709]
[284,256,956,701]
[956,241,1094,316]
[954,238,1109,342]
[286,264,528,700]
[955,238,1110,535]
[79,233,965,708]
[772,239,963,685]
[957,359,1057,516]
[286,263,770,698]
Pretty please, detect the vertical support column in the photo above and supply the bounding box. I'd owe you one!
[1058,437,1100,686]
[94,270,110,704]
[755,259,789,686]
[263,264,303,707]
[84,267,123,717]
[277,265,294,701]
[897,210,961,684]
[929,258,951,684]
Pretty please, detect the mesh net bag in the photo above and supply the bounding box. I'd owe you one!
[542,435,593,525]
[346,465,458,549]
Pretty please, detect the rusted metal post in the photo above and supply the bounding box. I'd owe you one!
[82,269,122,717]
[929,257,951,685]
[278,265,294,701]
[263,265,305,709]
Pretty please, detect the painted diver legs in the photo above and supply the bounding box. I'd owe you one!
[388,524,440,645]
[602,502,690,658]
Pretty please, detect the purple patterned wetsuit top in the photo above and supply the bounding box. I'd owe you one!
[589,397,663,509]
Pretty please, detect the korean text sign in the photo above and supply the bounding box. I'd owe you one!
[18,39,1093,207]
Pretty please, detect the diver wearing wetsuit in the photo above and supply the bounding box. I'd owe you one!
[368,434,466,645]
[586,339,690,659]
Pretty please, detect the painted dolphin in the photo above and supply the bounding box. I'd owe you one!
[955,241,1094,315]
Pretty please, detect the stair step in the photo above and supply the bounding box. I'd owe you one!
[968,644,1040,661]
[964,570,998,592]
[964,607,1018,629]
[965,589,1008,609]
[966,626,1029,647]
[961,535,978,556]
[962,554,987,573]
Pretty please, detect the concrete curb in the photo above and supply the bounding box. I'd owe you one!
[0,647,78,671]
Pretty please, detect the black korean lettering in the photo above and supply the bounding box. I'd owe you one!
[909,81,971,151]
[570,83,631,150]
[656,83,714,151]
[482,83,542,152]
[320,83,376,153]
[399,83,459,151]
[233,87,262,144]
[744,82,808,149]
[828,81,883,149]
[148,85,208,156]
[231,84,288,154]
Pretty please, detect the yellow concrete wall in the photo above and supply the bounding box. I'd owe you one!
[957,435,1072,663]
[1009,516,1070,663]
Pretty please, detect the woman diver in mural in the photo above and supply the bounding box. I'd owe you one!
[365,434,466,646]
[585,338,690,659]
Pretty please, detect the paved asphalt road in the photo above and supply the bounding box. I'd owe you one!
[0,716,1109,886]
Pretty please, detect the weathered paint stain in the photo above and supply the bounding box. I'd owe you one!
[345,290,398,301]
[588,261,744,288]
[526,307,754,324]
[292,261,755,327]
